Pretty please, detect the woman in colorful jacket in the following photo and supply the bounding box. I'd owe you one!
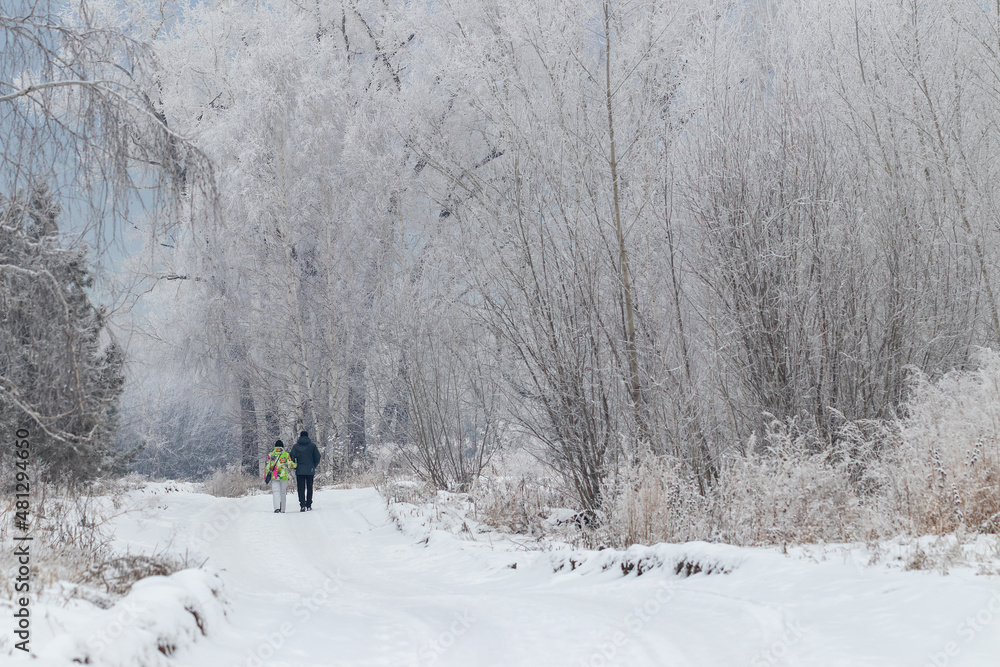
[265,440,297,513]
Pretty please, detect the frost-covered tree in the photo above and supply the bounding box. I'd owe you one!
[144,0,426,475]
[410,0,698,507]
[668,0,999,444]
[1,0,211,239]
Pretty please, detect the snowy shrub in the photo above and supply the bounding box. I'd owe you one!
[0,481,190,600]
[469,473,545,535]
[335,444,401,489]
[597,352,1000,547]
[469,448,569,536]
[378,437,570,535]
[602,419,876,548]
[601,454,711,546]
[710,419,869,545]
[891,351,1000,535]
[87,548,192,597]
[202,465,262,498]
[382,353,1000,550]
[378,478,435,505]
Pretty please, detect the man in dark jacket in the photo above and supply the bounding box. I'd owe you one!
[289,430,321,512]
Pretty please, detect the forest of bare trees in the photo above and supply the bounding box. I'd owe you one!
[5,0,1000,543]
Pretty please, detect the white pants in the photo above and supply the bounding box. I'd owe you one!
[271,479,288,512]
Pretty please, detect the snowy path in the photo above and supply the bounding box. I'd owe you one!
[93,487,1000,666]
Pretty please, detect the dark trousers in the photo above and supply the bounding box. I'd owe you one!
[296,474,314,508]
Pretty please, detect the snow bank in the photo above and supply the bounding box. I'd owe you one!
[34,568,226,666]
[550,541,752,578]
[385,489,772,582]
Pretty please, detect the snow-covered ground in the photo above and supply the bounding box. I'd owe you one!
[7,484,1000,666]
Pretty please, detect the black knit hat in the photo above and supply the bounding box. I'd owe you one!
[274,440,284,449]
[300,431,309,438]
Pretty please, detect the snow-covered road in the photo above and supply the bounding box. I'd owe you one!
[21,485,1000,666]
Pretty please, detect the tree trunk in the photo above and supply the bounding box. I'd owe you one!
[347,357,367,462]
[604,0,646,442]
[239,377,259,476]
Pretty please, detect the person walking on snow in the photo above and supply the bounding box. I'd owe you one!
[265,440,296,513]
[290,430,321,512]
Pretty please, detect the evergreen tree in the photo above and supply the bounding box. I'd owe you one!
[0,185,125,482]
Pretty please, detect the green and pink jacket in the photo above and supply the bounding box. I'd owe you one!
[265,448,296,482]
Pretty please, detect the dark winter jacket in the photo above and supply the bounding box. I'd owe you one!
[289,435,321,476]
